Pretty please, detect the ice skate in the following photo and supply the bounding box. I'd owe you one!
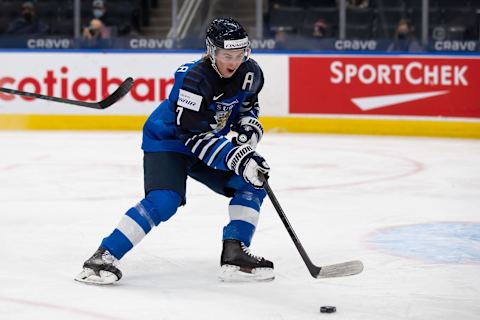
[75,247,122,285]
[219,239,274,282]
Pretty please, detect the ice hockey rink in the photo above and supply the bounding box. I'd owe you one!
[0,131,479,320]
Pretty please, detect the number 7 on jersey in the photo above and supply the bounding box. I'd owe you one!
[176,106,184,126]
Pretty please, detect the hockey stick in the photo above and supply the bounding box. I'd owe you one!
[0,77,134,109]
[261,175,364,278]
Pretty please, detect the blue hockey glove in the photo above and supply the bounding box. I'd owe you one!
[232,117,263,149]
[226,144,270,188]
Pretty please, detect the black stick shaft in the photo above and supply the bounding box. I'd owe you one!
[0,87,99,107]
[263,179,321,277]
[0,77,133,109]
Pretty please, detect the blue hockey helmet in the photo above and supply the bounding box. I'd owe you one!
[206,18,251,74]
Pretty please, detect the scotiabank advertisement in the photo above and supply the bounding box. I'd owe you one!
[0,52,188,115]
[290,55,480,118]
[0,52,288,116]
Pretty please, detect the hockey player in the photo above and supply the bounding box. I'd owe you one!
[75,17,274,284]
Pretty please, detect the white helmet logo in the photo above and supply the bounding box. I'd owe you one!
[223,38,249,49]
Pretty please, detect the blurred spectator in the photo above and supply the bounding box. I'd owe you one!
[88,0,119,35]
[345,0,369,8]
[387,19,422,52]
[82,18,111,40]
[88,0,133,36]
[81,18,111,48]
[312,19,329,38]
[274,27,289,49]
[6,1,49,35]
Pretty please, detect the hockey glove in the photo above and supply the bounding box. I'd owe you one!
[232,117,263,149]
[226,144,270,188]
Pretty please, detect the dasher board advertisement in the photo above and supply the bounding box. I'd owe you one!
[0,52,287,116]
[290,55,480,119]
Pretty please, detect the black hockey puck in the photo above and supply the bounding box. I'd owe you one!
[320,306,336,313]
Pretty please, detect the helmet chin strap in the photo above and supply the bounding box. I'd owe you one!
[210,56,224,78]
[207,43,224,78]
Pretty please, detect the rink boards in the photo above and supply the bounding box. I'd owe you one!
[0,51,479,138]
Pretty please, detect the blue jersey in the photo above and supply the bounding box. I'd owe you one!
[142,58,264,171]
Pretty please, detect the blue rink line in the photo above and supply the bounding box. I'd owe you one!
[368,222,480,264]
[0,49,479,56]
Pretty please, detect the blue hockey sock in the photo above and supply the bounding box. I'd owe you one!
[223,220,256,247]
[222,190,265,247]
[101,190,181,259]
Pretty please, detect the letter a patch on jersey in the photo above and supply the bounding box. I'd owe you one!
[178,89,203,111]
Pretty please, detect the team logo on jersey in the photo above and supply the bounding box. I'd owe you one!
[178,89,202,111]
[208,98,238,132]
[215,99,238,111]
[211,110,232,132]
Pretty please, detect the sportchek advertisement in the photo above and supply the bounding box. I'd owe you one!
[290,55,480,118]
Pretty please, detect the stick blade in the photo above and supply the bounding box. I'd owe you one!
[317,260,364,278]
[98,77,134,109]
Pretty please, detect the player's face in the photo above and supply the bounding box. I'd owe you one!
[215,48,245,78]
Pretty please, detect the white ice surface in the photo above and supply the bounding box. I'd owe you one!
[0,131,479,320]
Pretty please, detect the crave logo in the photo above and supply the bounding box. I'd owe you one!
[289,56,480,118]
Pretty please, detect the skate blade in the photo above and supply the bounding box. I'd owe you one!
[74,268,119,285]
[219,265,275,282]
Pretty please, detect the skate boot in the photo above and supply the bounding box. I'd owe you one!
[75,247,122,285]
[219,239,274,282]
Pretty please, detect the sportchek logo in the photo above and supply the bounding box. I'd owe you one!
[351,90,449,111]
[0,67,174,103]
[329,61,467,111]
[330,61,468,86]
[289,56,480,117]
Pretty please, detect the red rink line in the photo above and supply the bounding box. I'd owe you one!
[281,149,425,191]
[0,295,124,320]
[187,149,425,197]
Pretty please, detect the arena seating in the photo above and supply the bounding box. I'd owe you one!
[0,0,144,36]
[267,0,479,40]
[0,0,478,42]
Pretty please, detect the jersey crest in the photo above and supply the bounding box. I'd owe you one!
[211,98,239,131]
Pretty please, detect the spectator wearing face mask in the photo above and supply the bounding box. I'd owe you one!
[89,0,119,35]
[6,1,49,35]
[91,0,130,36]
[82,18,111,40]
[81,18,112,48]
[387,19,422,52]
